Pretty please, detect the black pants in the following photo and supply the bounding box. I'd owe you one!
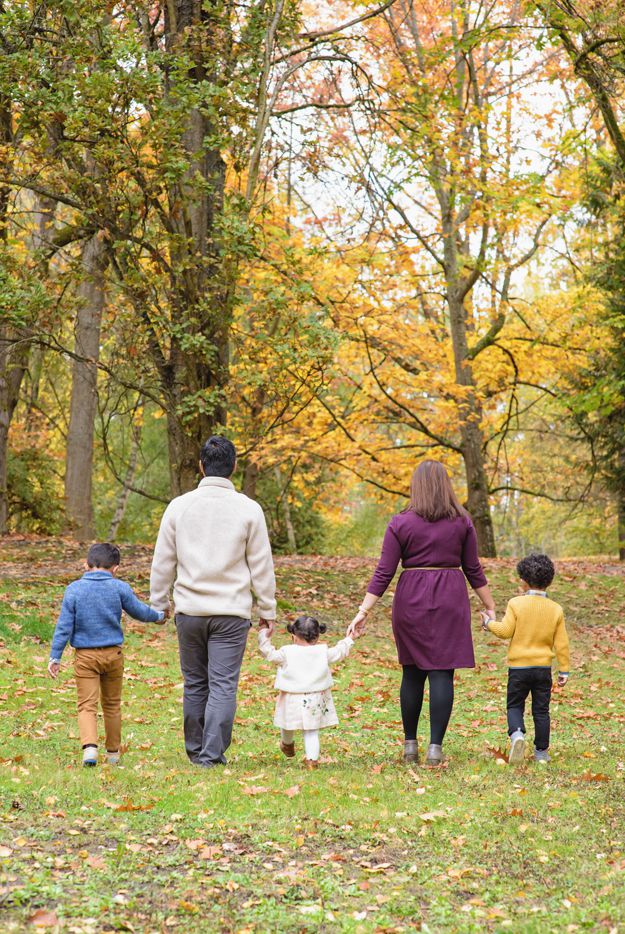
[507,668,552,751]
[400,666,454,745]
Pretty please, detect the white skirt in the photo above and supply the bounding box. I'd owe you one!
[274,690,339,731]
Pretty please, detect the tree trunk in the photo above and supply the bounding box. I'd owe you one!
[0,333,28,534]
[243,460,259,499]
[107,424,141,540]
[618,449,625,562]
[274,464,296,553]
[160,0,231,497]
[64,234,108,539]
[447,290,497,557]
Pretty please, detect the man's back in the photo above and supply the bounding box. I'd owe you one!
[150,476,276,619]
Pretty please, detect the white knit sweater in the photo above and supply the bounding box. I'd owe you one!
[258,629,354,693]
[149,477,276,619]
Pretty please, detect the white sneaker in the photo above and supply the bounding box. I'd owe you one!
[534,749,550,764]
[82,746,98,767]
[508,730,526,765]
[106,751,121,766]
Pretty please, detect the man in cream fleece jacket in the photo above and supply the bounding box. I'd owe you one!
[150,436,276,767]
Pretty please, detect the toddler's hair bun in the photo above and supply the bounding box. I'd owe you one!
[318,622,327,634]
[286,622,296,635]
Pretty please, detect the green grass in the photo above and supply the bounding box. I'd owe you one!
[0,542,624,932]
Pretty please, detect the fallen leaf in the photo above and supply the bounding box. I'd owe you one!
[198,846,221,859]
[86,854,106,870]
[28,909,59,928]
[285,785,300,798]
[419,811,445,822]
[241,785,269,796]
[115,798,154,812]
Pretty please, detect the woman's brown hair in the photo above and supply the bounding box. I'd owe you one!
[409,460,468,522]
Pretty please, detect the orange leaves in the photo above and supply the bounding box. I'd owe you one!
[241,785,269,796]
[105,798,154,812]
[485,745,509,764]
[28,910,59,928]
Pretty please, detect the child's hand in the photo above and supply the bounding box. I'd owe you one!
[480,610,493,631]
[347,624,361,640]
[557,673,569,687]
[48,660,60,679]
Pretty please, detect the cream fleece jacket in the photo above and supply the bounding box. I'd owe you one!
[150,477,276,619]
[258,629,354,693]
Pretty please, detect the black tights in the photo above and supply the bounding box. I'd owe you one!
[400,666,455,745]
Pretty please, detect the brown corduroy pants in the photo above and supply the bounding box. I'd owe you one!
[74,646,124,751]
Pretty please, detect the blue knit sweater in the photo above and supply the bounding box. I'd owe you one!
[50,570,164,660]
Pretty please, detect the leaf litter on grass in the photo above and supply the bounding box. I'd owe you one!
[1,542,625,931]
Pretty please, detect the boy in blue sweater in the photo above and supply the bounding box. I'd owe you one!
[48,543,166,767]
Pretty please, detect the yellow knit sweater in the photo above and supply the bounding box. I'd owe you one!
[487,594,570,672]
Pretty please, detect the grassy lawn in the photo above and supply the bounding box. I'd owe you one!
[0,539,624,932]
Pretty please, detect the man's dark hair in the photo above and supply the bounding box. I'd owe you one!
[517,553,555,590]
[287,615,327,644]
[200,436,236,478]
[87,542,121,569]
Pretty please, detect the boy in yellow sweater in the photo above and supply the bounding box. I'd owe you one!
[482,553,570,765]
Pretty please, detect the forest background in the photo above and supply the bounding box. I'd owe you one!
[1,0,625,561]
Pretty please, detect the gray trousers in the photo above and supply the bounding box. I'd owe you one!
[175,613,250,766]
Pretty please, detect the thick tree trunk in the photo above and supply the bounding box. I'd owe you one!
[160,0,232,497]
[447,291,497,557]
[64,234,108,539]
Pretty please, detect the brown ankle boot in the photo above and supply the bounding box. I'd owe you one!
[403,740,419,764]
[304,758,319,770]
[280,741,295,758]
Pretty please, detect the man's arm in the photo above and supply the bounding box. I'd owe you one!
[150,503,177,611]
[246,504,277,622]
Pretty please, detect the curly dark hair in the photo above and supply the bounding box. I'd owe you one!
[517,553,555,590]
[287,615,327,644]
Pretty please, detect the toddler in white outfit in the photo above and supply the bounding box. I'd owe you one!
[258,615,356,768]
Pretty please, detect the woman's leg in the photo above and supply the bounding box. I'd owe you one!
[302,729,320,761]
[427,669,455,745]
[400,666,428,740]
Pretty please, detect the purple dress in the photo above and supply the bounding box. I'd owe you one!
[367,512,488,670]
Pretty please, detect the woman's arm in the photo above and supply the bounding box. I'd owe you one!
[474,584,495,613]
[461,521,494,612]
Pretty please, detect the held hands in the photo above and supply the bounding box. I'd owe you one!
[47,660,60,679]
[259,619,275,636]
[347,609,368,639]
[557,673,569,687]
[480,609,496,631]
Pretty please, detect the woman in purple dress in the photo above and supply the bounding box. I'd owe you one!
[349,460,495,765]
